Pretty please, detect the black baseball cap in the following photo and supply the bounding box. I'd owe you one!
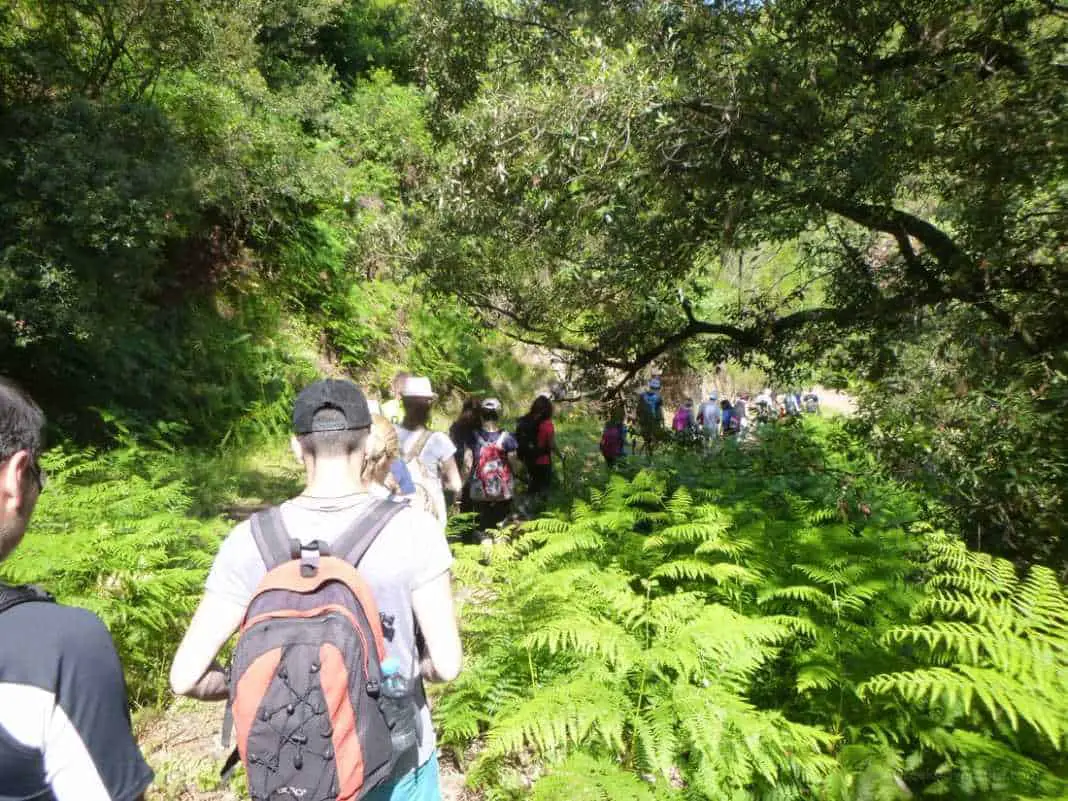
[292,379,372,434]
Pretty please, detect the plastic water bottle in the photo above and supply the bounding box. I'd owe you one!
[379,658,419,757]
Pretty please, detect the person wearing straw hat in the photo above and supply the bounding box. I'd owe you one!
[395,377,463,525]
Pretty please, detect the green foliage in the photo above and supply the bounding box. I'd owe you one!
[413,0,1068,571]
[439,420,1068,800]
[850,333,1068,570]
[0,444,225,706]
[0,0,457,446]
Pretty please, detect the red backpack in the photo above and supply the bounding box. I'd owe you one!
[469,431,514,501]
[220,499,411,801]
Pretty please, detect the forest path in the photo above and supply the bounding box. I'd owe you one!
[137,689,471,800]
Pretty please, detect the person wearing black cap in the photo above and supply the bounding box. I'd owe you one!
[170,378,462,799]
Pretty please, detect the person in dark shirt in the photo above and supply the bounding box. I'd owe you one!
[448,396,482,514]
[463,398,520,560]
[0,377,153,801]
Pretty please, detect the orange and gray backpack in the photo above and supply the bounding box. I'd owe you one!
[220,498,409,801]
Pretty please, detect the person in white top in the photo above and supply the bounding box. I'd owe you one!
[395,376,464,523]
[698,392,721,446]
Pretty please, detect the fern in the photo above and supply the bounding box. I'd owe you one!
[1,445,225,704]
[438,420,1068,801]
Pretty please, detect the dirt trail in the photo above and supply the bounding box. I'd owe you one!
[137,699,469,800]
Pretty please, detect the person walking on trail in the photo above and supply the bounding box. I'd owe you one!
[170,378,462,801]
[381,371,409,426]
[720,398,740,438]
[784,389,802,417]
[448,397,481,515]
[803,389,821,414]
[516,395,560,502]
[0,378,154,801]
[734,394,750,436]
[673,400,691,432]
[639,378,664,425]
[368,399,417,497]
[599,408,628,467]
[755,388,775,423]
[636,377,664,452]
[395,377,463,526]
[464,398,520,560]
[698,392,721,445]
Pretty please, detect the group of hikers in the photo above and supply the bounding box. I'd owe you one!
[0,372,562,801]
[599,377,821,462]
[373,372,562,549]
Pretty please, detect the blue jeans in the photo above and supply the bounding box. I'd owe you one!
[365,752,442,801]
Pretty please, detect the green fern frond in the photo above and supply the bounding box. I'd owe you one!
[675,683,838,795]
[481,670,629,760]
[796,661,843,693]
[524,615,643,669]
[757,585,836,612]
[860,666,1065,747]
[650,559,760,586]
[1015,566,1068,635]
[531,753,668,801]
[644,520,729,549]
[665,486,694,517]
[632,697,680,781]
[938,729,1068,799]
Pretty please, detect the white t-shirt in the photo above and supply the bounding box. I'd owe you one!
[395,427,457,521]
[699,401,721,430]
[204,495,452,771]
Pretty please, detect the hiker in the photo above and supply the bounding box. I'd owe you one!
[672,400,694,432]
[784,390,802,417]
[381,370,409,425]
[638,378,664,425]
[464,398,519,554]
[448,396,481,515]
[734,394,750,435]
[599,408,628,466]
[0,378,154,801]
[368,399,416,496]
[516,395,560,501]
[170,378,462,801]
[698,392,721,444]
[395,376,463,526]
[755,388,775,423]
[803,389,821,414]
[720,398,740,437]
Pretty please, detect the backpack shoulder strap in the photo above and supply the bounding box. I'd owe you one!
[405,429,434,463]
[0,582,55,615]
[332,498,410,568]
[250,506,298,571]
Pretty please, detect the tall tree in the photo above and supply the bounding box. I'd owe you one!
[414,0,1067,391]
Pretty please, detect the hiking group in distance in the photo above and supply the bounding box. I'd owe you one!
[599,376,823,463]
[0,371,565,801]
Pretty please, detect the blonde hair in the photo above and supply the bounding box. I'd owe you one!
[362,414,400,490]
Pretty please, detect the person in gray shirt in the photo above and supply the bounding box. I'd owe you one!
[170,378,462,800]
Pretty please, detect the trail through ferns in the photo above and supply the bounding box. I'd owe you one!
[435,420,1068,801]
[7,417,1068,800]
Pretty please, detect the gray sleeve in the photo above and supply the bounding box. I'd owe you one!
[204,520,261,607]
